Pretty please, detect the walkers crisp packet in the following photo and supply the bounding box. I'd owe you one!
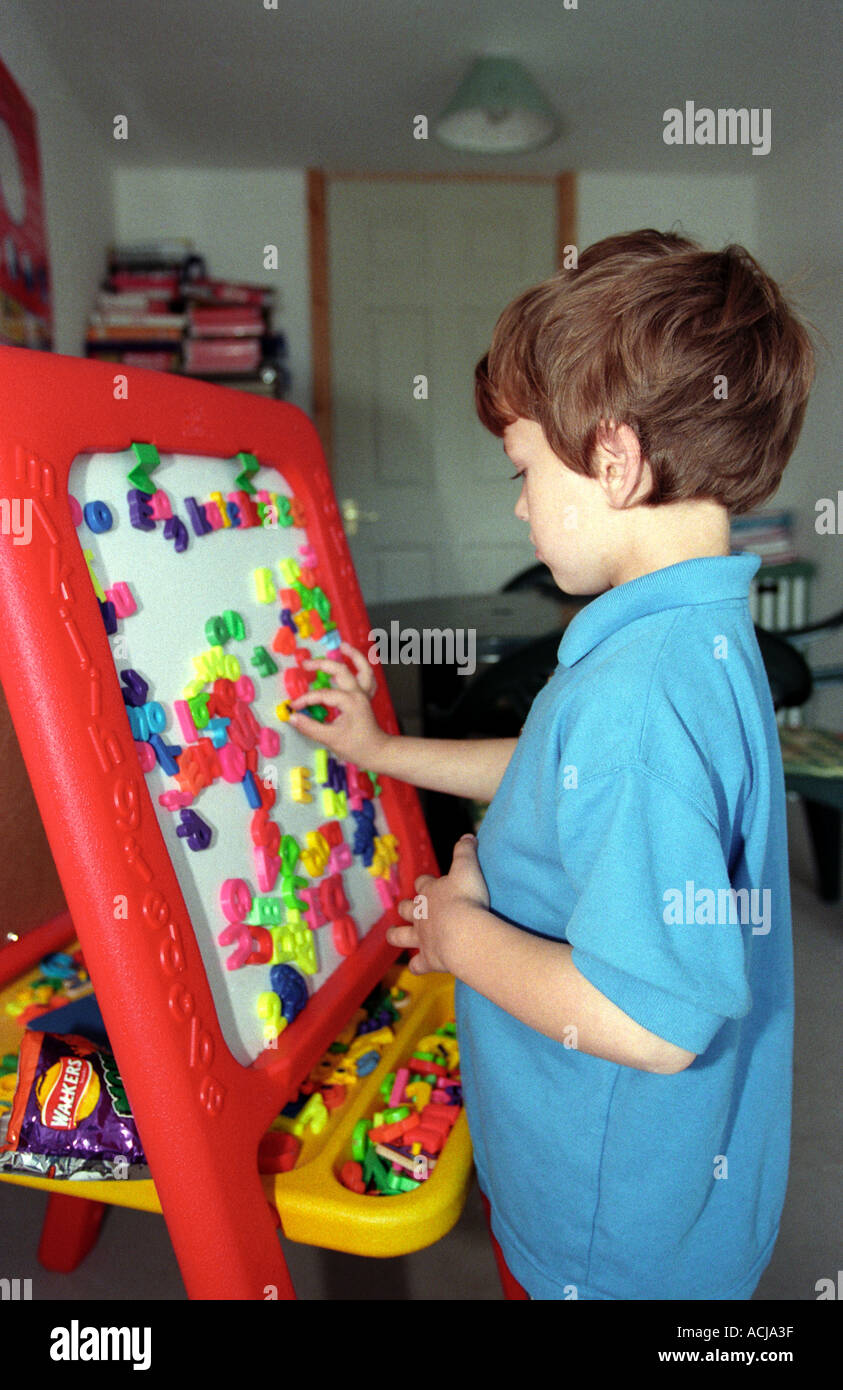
[0,1031,147,1180]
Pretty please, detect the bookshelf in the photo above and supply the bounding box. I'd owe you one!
[84,240,290,399]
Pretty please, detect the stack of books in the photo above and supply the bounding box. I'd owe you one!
[84,239,196,371]
[182,279,288,394]
[731,510,798,566]
[84,241,290,396]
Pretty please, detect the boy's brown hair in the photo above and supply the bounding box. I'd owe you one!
[475,229,815,513]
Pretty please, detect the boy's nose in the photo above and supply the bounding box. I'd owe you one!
[514,494,528,522]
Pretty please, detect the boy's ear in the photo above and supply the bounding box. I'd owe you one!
[593,420,651,508]
[598,414,637,458]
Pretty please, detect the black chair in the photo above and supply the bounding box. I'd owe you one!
[426,628,564,739]
[500,561,565,602]
[768,608,843,903]
[424,607,843,900]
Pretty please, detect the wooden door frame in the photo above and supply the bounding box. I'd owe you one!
[307,170,576,470]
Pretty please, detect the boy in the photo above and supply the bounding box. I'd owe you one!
[289,229,815,1300]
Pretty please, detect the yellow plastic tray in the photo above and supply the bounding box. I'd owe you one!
[266,965,473,1256]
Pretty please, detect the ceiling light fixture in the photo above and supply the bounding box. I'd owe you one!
[434,57,559,154]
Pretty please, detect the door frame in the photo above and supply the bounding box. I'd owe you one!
[307,170,577,471]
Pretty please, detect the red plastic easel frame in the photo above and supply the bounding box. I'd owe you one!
[0,347,437,1299]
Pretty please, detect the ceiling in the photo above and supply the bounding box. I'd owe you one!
[14,0,841,173]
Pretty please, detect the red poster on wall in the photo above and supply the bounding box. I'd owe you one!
[0,57,52,349]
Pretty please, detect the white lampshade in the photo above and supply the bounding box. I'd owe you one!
[435,57,559,154]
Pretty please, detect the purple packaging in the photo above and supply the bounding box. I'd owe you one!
[0,1031,147,1180]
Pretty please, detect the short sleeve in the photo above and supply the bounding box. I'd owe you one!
[560,764,752,1054]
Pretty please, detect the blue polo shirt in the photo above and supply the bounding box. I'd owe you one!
[456,555,793,1300]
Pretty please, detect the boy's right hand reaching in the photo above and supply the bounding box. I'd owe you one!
[289,640,517,803]
[288,641,391,770]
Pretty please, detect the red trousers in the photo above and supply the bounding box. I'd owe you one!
[480,1190,529,1300]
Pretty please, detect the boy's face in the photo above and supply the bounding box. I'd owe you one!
[503,417,617,595]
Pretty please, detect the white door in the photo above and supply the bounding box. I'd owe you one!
[328,179,557,603]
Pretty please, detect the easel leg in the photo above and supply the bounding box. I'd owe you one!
[267,1204,298,1300]
[38,1194,107,1273]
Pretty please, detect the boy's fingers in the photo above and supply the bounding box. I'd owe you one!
[386,925,417,950]
[300,657,357,692]
[339,642,377,695]
[290,689,350,733]
[290,689,350,716]
[300,647,376,697]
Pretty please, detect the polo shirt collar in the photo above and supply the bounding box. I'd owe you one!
[558,554,762,667]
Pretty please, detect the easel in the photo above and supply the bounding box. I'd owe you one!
[0,348,527,1299]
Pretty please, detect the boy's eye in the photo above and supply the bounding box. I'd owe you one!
[509,470,524,481]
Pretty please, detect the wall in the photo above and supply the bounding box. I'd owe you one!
[111,168,761,467]
[113,168,312,416]
[0,9,117,353]
[578,171,758,253]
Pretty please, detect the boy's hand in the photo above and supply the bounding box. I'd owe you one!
[387,834,490,975]
[288,642,389,767]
